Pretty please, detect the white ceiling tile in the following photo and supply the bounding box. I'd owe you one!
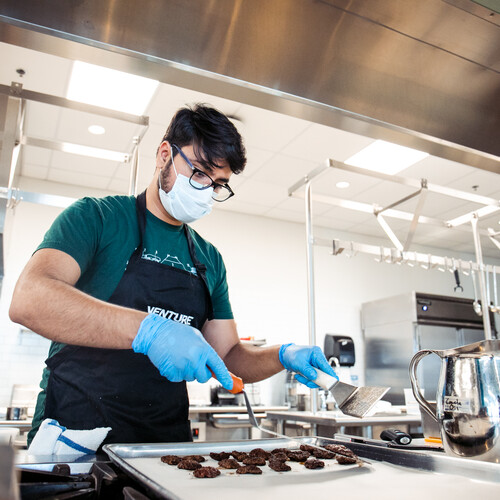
[21,163,49,180]
[240,146,276,178]
[236,103,310,151]
[50,151,120,177]
[25,101,61,139]
[0,42,72,96]
[280,122,374,163]
[48,168,110,190]
[146,83,242,126]
[22,145,52,167]
[310,168,381,198]
[445,169,500,198]
[413,192,471,219]
[252,153,318,186]
[350,182,416,208]
[400,155,475,184]
[54,108,141,151]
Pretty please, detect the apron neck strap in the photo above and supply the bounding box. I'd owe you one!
[135,191,213,319]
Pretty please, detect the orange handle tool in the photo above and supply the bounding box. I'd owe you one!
[209,368,244,394]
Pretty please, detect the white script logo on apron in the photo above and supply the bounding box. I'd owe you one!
[147,306,194,325]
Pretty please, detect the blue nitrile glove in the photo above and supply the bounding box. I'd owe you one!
[279,343,338,389]
[133,314,233,390]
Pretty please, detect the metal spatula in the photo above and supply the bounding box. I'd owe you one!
[313,369,390,418]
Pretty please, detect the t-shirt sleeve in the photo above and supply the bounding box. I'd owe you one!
[36,197,103,274]
[210,254,233,320]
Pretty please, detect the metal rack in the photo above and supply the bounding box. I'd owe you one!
[288,159,500,389]
[0,80,149,209]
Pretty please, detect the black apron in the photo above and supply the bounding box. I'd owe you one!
[44,191,213,445]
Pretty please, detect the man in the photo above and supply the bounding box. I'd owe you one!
[10,104,337,446]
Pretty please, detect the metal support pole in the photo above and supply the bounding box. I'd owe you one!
[128,137,140,196]
[470,214,493,339]
[305,180,318,414]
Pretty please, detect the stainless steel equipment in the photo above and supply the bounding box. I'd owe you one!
[361,292,497,405]
[410,339,500,463]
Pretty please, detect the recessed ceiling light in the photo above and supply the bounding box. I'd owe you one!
[88,125,105,135]
[345,140,428,175]
[336,181,350,189]
[67,61,159,115]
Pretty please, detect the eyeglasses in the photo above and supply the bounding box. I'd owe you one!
[171,144,234,202]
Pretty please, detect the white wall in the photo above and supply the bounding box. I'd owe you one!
[1,179,499,408]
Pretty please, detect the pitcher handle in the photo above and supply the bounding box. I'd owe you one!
[409,349,438,422]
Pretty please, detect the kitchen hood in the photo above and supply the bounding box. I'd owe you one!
[0,0,499,174]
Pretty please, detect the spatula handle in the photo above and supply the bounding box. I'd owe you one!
[209,368,244,394]
[312,368,339,391]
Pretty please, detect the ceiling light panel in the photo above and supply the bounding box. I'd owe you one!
[345,140,429,175]
[67,61,159,115]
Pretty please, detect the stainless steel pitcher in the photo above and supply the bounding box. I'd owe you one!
[410,339,500,463]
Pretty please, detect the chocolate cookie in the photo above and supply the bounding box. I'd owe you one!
[312,448,336,459]
[268,458,291,472]
[304,459,325,469]
[183,454,205,462]
[231,451,248,461]
[287,450,310,462]
[193,466,221,478]
[210,451,231,461]
[242,456,266,466]
[324,444,356,458]
[178,459,202,470]
[160,455,181,465]
[299,444,317,453]
[249,448,271,459]
[270,452,288,461]
[236,465,263,475]
[218,458,240,469]
[336,454,358,465]
[271,448,288,455]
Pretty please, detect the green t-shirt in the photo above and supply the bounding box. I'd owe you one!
[28,194,233,443]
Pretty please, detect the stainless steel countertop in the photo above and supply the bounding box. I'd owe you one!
[266,409,421,427]
[188,405,288,414]
[0,420,32,430]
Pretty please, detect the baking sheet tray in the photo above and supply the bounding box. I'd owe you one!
[103,437,500,500]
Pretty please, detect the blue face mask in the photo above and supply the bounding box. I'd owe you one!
[158,150,214,223]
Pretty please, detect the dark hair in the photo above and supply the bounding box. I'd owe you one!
[160,103,246,174]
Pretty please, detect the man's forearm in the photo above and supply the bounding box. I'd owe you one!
[10,273,146,349]
[223,342,283,383]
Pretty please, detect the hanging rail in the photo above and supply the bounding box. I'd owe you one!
[289,158,500,351]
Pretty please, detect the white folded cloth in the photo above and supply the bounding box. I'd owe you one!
[28,418,111,457]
